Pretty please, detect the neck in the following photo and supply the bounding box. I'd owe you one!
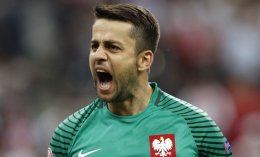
[107,82,153,116]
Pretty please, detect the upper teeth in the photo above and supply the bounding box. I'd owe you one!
[97,69,105,72]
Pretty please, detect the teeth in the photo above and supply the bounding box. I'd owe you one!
[96,69,105,72]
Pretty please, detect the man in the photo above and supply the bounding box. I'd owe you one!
[48,3,233,157]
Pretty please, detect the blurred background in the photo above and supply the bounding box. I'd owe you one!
[0,0,259,156]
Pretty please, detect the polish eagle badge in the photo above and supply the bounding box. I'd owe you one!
[149,134,176,157]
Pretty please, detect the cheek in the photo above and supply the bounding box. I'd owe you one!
[89,55,95,75]
[116,60,137,77]
[89,53,93,65]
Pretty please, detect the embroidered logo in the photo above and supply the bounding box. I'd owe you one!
[47,148,53,157]
[224,138,232,153]
[149,134,176,157]
[78,149,101,157]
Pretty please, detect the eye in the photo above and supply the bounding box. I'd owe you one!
[106,44,121,52]
[110,45,119,50]
[90,43,99,52]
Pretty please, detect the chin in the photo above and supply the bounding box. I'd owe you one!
[97,93,114,102]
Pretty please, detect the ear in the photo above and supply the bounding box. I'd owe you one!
[137,50,154,72]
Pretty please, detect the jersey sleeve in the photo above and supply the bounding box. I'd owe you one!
[156,90,233,157]
[186,112,233,157]
[47,99,100,157]
[48,115,79,157]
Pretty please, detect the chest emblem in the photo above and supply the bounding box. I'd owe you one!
[149,134,176,157]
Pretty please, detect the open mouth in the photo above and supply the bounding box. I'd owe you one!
[96,69,113,90]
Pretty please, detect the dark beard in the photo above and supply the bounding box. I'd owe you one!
[103,66,138,103]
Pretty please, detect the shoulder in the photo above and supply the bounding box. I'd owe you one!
[157,89,233,157]
[48,98,101,157]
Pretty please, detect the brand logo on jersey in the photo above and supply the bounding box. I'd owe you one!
[224,138,232,153]
[78,149,101,157]
[47,148,53,157]
[149,134,176,157]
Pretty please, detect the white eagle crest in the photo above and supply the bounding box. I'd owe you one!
[152,136,173,157]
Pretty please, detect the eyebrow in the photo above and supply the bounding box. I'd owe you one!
[90,39,123,46]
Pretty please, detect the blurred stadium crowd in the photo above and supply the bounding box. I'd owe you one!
[0,0,259,156]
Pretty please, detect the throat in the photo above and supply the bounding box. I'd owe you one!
[107,102,148,116]
[107,87,153,116]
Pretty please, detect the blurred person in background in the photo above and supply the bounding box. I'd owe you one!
[48,3,232,157]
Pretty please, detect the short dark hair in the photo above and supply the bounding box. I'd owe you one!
[94,3,160,53]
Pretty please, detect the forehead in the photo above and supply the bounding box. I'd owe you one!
[92,19,134,42]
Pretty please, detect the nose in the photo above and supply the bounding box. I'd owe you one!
[92,46,107,63]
